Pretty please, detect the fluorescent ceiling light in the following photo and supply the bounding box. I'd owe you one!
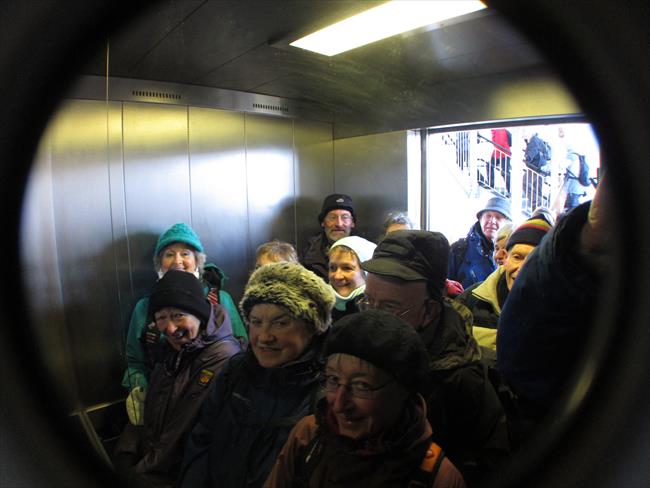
[290,1,486,56]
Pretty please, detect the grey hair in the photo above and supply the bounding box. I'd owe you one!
[495,222,515,244]
[153,250,207,275]
[383,211,414,231]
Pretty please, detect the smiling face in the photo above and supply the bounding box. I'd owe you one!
[504,243,536,290]
[328,247,365,297]
[479,211,507,242]
[322,209,355,243]
[248,303,314,368]
[325,353,407,440]
[153,307,201,351]
[159,243,198,274]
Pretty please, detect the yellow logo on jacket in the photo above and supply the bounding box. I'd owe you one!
[198,369,215,387]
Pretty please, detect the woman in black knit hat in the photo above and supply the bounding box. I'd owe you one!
[264,309,466,488]
[179,262,335,488]
[113,270,241,488]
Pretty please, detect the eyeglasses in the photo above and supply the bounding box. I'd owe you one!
[153,311,189,327]
[324,214,353,223]
[320,375,394,399]
[356,295,416,318]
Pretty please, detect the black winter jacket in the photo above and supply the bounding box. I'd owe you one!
[113,304,241,488]
[418,299,510,487]
[300,233,330,281]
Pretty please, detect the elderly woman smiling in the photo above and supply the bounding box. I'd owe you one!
[179,262,335,488]
[121,223,246,425]
[327,235,376,321]
[264,310,466,488]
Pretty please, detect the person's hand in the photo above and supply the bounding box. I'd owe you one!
[580,173,612,271]
[445,279,464,298]
[126,386,146,426]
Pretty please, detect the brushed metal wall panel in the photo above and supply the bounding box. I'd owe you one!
[48,100,125,408]
[122,102,191,298]
[334,131,408,242]
[20,127,79,409]
[245,114,296,264]
[293,120,334,253]
[188,107,249,300]
[105,101,132,342]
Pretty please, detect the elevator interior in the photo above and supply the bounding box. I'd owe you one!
[19,0,584,465]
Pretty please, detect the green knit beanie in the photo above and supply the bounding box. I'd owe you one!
[240,262,335,334]
[154,223,204,257]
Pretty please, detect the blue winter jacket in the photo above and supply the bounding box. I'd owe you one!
[448,222,496,289]
[497,202,599,416]
[178,333,326,488]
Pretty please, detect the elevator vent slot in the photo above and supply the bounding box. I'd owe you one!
[132,90,182,100]
[252,102,289,113]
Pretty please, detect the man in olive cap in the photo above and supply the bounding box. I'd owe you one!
[448,196,512,289]
[360,230,510,486]
[301,193,357,281]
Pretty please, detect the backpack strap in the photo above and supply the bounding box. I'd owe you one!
[408,442,445,488]
[292,433,324,488]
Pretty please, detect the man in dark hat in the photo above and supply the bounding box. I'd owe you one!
[301,193,357,281]
[360,230,510,486]
[448,196,512,289]
[113,271,241,488]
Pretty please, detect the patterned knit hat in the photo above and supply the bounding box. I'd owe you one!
[154,223,204,257]
[240,262,335,334]
[505,217,552,251]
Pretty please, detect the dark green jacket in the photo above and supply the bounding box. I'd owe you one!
[418,299,510,486]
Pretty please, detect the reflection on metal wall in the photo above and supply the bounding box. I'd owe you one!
[21,98,334,412]
[334,131,408,241]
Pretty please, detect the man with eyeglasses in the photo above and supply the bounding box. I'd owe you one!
[113,270,240,488]
[301,193,357,281]
[360,230,510,486]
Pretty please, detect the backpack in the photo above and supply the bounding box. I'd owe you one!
[566,152,591,187]
[577,154,591,186]
[524,134,552,175]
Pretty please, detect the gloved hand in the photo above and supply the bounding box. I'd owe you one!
[126,386,146,426]
[445,279,464,298]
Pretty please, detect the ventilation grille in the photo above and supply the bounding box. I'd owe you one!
[253,102,289,113]
[132,90,182,100]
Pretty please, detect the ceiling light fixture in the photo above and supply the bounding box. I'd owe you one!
[290,1,486,56]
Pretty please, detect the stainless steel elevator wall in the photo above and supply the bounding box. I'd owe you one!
[334,131,409,241]
[20,98,337,411]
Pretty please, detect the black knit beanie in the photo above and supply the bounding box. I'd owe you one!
[148,270,211,326]
[324,310,429,392]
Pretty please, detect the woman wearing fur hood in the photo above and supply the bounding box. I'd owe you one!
[179,262,335,488]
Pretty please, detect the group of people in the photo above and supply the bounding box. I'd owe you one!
[113,182,608,487]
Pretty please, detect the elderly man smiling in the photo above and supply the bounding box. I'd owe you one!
[301,193,357,281]
[448,196,512,289]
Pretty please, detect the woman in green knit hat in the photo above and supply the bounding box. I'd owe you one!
[121,222,247,426]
